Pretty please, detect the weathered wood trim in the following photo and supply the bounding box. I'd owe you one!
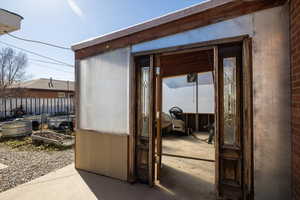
[75,0,285,60]
[132,35,248,56]
[160,46,213,56]
[217,42,244,199]
[74,59,80,169]
[71,0,235,51]
[128,53,136,182]
[160,49,214,78]
[161,153,215,162]
[214,46,220,199]
[155,54,162,181]
[242,38,254,200]
[148,55,155,186]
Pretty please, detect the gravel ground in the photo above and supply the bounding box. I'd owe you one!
[0,143,74,192]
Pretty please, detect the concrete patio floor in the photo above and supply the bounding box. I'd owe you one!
[0,164,176,200]
[160,132,215,200]
[0,132,215,200]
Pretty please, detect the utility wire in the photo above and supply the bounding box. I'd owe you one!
[4,31,71,50]
[0,42,73,68]
[28,58,74,67]
[0,40,74,67]
[29,62,74,74]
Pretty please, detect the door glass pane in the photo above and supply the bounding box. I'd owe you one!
[223,57,237,145]
[140,67,150,137]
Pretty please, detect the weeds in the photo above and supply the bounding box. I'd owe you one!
[0,136,72,152]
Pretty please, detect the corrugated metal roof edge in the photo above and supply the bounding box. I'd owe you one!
[0,8,24,20]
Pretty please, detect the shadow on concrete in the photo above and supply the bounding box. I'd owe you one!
[158,164,215,200]
[78,170,175,200]
[78,162,215,200]
[162,132,211,145]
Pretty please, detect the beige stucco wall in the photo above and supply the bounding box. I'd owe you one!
[252,5,291,200]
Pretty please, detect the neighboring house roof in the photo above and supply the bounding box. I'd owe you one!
[0,8,23,34]
[72,0,285,59]
[9,78,74,91]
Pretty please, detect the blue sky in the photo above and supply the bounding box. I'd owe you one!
[0,0,204,81]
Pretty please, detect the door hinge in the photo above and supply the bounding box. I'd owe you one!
[156,111,160,119]
[155,155,160,163]
[156,67,160,76]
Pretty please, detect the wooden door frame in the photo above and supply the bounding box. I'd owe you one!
[214,46,220,196]
[154,54,162,181]
[131,55,156,185]
[217,43,244,199]
[129,36,253,198]
[242,38,254,200]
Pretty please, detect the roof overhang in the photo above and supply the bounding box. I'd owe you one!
[72,0,286,60]
[0,9,23,35]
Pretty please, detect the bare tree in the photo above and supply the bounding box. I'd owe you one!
[0,47,28,96]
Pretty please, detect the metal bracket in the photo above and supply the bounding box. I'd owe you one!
[155,67,160,75]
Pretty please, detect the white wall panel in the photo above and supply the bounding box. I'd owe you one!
[162,83,214,114]
[79,47,130,134]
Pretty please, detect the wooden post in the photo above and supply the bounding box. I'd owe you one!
[51,98,53,114]
[10,98,12,116]
[38,98,41,114]
[34,98,37,115]
[46,98,48,114]
[42,98,45,114]
[56,98,58,114]
[20,97,23,112]
[155,54,162,181]
[62,98,64,113]
[57,98,59,114]
[4,98,7,118]
[195,74,199,132]
[67,97,69,115]
[15,98,17,111]
[30,98,33,114]
[25,98,28,113]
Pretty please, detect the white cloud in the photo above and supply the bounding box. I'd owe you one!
[67,0,83,17]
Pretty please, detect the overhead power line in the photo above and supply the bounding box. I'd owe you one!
[0,40,74,67]
[4,31,71,50]
[29,58,74,67]
[30,62,74,74]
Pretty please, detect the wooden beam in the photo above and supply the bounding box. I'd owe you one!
[160,153,215,162]
[75,0,285,60]
[160,49,214,77]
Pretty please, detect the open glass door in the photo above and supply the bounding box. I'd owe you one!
[216,43,244,199]
[135,55,155,186]
[155,55,162,181]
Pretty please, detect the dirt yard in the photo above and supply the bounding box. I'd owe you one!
[158,132,215,200]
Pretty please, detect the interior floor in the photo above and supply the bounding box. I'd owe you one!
[156,132,215,200]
